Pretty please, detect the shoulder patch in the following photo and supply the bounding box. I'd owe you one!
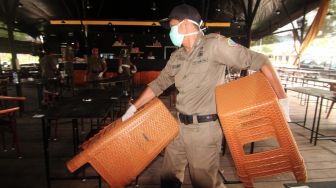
[227,38,238,47]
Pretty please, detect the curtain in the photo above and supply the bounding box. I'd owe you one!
[293,0,329,65]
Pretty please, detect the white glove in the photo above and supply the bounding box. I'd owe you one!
[131,66,137,74]
[118,66,123,73]
[121,64,131,68]
[279,98,291,122]
[121,104,137,121]
[98,72,104,78]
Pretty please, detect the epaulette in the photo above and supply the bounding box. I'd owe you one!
[204,33,222,40]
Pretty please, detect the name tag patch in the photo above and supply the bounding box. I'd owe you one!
[171,64,181,69]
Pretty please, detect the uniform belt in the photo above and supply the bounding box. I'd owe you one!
[178,113,218,125]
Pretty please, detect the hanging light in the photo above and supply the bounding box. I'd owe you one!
[215,0,221,12]
[86,0,92,9]
[151,1,157,11]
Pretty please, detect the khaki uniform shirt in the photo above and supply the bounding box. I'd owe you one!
[148,33,269,115]
[40,54,58,80]
[87,56,106,73]
[119,57,133,76]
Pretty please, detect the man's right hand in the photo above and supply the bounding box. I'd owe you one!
[118,66,123,73]
[121,104,137,121]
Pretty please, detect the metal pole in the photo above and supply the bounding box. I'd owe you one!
[5,0,22,98]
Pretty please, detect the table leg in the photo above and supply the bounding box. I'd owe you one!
[41,118,51,188]
[310,96,320,143]
[72,119,79,154]
[303,95,310,127]
[314,97,324,146]
[37,83,43,108]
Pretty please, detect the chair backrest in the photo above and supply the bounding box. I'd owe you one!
[0,96,26,109]
[0,78,9,96]
[67,98,179,187]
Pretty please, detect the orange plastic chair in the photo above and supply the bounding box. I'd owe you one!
[215,72,307,188]
[0,96,26,158]
[67,98,179,187]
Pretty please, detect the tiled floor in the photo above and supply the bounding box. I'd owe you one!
[0,84,336,188]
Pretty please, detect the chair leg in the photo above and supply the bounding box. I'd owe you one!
[80,118,85,134]
[326,101,335,119]
[53,120,59,141]
[1,129,7,152]
[11,120,22,158]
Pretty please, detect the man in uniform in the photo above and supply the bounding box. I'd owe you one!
[86,47,107,81]
[122,4,289,188]
[63,44,75,89]
[40,47,59,92]
[118,48,137,96]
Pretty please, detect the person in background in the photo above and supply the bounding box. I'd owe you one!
[40,46,60,104]
[40,47,59,91]
[121,4,289,188]
[147,51,156,60]
[118,48,137,96]
[113,37,126,46]
[63,44,75,89]
[86,47,107,81]
[153,39,162,47]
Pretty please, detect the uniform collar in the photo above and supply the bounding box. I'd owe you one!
[181,33,204,56]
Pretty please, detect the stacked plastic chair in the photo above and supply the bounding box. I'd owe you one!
[67,98,179,187]
[215,72,307,188]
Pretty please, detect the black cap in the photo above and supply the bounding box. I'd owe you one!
[160,4,202,29]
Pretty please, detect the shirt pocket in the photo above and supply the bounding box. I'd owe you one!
[190,59,209,74]
[189,62,209,88]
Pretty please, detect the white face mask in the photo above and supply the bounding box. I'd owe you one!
[169,19,204,47]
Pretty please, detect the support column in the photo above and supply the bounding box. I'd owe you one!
[3,0,22,97]
[240,0,261,76]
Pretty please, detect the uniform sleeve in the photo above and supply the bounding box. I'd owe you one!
[50,57,58,72]
[147,54,176,96]
[87,58,91,73]
[212,35,269,71]
[101,58,107,72]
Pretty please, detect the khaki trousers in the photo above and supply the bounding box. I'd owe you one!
[161,120,226,188]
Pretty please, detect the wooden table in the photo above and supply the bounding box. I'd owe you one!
[286,87,336,145]
[33,87,123,188]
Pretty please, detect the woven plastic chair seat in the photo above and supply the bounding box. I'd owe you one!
[215,72,307,188]
[67,98,179,187]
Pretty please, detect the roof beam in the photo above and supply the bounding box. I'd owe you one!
[50,20,231,27]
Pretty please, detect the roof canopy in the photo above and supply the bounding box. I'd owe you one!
[0,0,319,39]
